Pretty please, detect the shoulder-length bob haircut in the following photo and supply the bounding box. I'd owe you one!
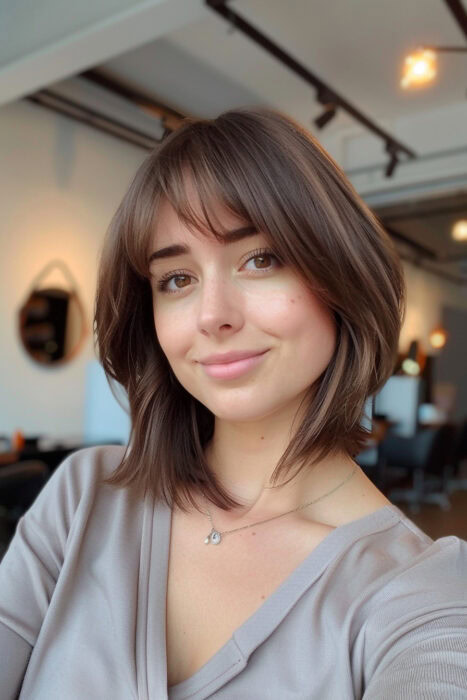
[94,106,406,514]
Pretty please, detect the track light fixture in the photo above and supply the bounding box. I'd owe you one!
[314,105,337,129]
[385,143,400,178]
[314,88,338,129]
[385,153,398,178]
[205,1,417,176]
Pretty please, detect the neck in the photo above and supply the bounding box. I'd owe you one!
[202,440,356,525]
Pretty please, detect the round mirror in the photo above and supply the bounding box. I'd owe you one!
[18,287,87,366]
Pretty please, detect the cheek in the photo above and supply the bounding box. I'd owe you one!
[153,308,174,356]
[286,292,337,359]
[153,305,193,360]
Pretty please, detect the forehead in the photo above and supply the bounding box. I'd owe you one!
[152,192,246,246]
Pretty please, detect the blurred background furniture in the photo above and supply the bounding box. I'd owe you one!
[0,460,50,555]
[0,360,131,558]
[378,423,459,514]
[445,419,467,495]
[356,416,394,490]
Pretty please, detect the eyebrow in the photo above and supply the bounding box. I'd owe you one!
[148,225,259,265]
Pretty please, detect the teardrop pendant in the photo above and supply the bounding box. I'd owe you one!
[210,530,222,544]
[204,529,222,545]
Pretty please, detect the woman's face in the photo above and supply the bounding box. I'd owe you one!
[149,194,337,424]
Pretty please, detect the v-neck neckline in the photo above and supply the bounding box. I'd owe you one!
[138,497,403,700]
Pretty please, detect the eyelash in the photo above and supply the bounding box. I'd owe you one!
[155,247,281,295]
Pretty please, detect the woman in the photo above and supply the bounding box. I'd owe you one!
[1,107,466,699]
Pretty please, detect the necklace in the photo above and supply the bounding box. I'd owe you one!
[202,464,358,545]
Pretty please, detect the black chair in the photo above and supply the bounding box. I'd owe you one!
[442,419,467,495]
[0,460,50,555]
[379,424,457,514]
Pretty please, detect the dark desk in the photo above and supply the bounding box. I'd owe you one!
[0,441,124,473]
[0,446,83,472]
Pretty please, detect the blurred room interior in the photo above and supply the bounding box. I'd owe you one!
[1,0,467,556]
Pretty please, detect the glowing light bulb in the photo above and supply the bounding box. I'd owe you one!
[401,49,437,88]
[402,358,420,375]
[452,219,467,242]
[429,328,447,349]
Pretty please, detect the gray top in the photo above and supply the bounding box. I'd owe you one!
[1,445,466,699]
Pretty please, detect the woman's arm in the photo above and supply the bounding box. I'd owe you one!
[0,622,32,699]
[362,537,467,698]
[362,616,467,698]
[0,452,81,697]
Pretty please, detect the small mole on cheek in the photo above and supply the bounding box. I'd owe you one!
[290,298,295,303]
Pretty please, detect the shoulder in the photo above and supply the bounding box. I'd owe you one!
[365,505,467,598]
[19,444,128,535]
[42,443,127,496]
[51,443,127,486]
[367,530,467,607]
[353,511,467,652]
[331,505,467,626]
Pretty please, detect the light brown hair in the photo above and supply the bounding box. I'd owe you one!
[94,106,406,513]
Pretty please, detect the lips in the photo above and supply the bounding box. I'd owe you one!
[200,350,270,380]
[199,350,269,365]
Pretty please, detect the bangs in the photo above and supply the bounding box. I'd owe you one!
[125,119,286,281]
[159,136,253,241]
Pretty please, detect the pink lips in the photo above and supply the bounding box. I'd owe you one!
[200,350,269,380]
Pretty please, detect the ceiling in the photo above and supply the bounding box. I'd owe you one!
[11,0,467,284]
[373,190,467,283]
[95,0,467,283]
[98,0,467,131]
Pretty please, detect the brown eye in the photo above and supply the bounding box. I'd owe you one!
[252,254,272,269]
[156,273,193,294]
[242,248,281,273]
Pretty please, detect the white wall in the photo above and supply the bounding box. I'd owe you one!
[0,99,144,440]
[1,98,466,442]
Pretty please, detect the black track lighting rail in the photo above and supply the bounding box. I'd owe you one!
[443,0,467,40]
[205,0,417,177]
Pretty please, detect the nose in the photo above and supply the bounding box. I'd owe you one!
[195,273,244,336]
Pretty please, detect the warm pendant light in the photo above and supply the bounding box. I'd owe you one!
[429,327,448,350]
[452,219,467,242]
[401,49,437,88]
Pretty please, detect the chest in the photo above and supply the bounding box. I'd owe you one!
[165,509,335,688]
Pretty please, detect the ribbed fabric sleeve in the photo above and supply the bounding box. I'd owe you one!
[362,537,467,697]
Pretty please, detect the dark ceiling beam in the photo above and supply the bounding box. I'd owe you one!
[381,203,467,222]
[205,0,416,167]
[80,69,186,132]
[384,225,438,260]
[443,0,467,41]
[398,252,466,285]
[26,90,161,151]
[384,225,467,283]
[439,251,467,262]
[386,223,467,264]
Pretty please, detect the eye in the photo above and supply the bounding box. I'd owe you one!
[155,247,281,295]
